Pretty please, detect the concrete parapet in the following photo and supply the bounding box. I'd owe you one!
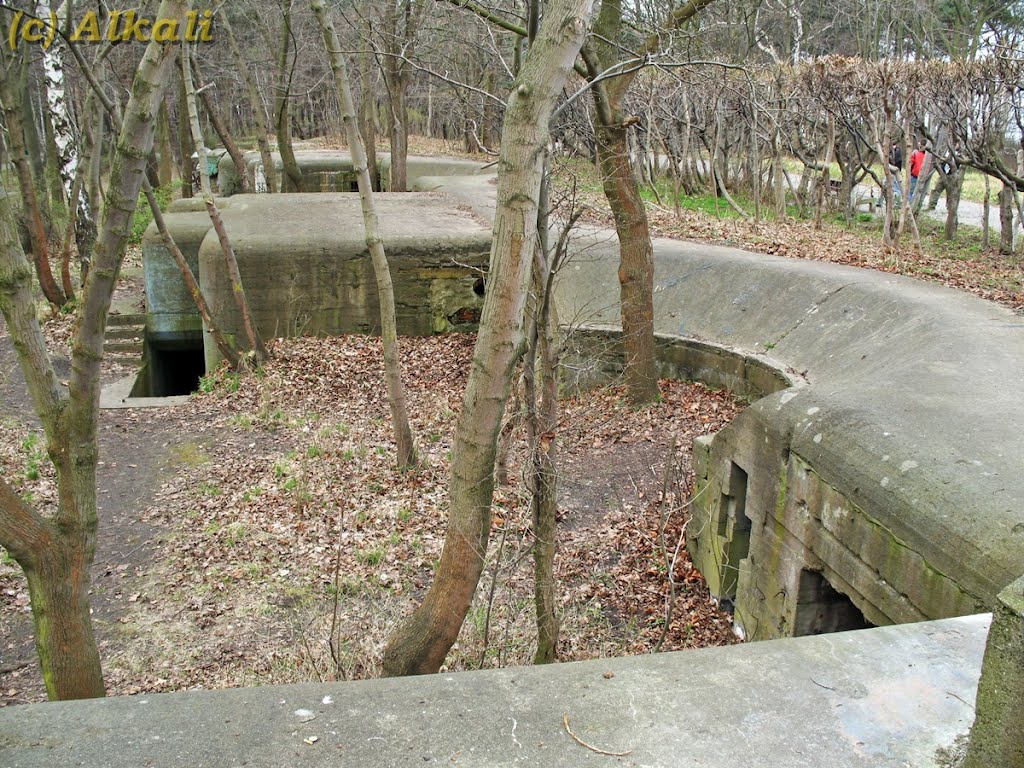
[964,575,1024,768]
[217,151,495,197]
[559,325,797,401]
[142,211,215,339]
[0,615,988,767]
[194,193,491,368]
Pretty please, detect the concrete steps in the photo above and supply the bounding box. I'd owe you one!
[104,313,145,367]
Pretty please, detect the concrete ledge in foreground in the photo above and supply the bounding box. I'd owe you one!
[0,615,987,768]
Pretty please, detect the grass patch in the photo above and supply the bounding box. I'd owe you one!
[130,181,180,245]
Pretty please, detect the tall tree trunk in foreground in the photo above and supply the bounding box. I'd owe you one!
[0,1,187,699]
[381,0,593,676]
[526,228,564,664]
[310,0,418,469]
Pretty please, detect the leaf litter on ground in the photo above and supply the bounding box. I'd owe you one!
[1,332,740,700]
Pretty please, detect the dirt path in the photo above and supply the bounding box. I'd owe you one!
[0,338,215,703]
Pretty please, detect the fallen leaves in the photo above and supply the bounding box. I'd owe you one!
[1,331,742,702]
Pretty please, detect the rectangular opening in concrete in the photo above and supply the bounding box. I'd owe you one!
[794,569,875,636]
[130,333,206,397]
[716,462,751,599]
[717,462,751,537]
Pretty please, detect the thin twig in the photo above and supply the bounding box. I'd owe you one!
[562,713,632,757]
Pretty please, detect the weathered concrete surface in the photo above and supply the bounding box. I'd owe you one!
[380,154,495,191]
[218,151,360,196]
[142,211,215,339]
[143,189,492,369]
[0,616,987,767]
[196,193,491,368]
[545,224,1024,638]
[963,576,1024,767]
[560,326,799,402]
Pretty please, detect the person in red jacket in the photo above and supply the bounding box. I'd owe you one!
[909,140,928,202]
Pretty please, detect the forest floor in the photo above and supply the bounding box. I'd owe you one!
[0,275,739,703]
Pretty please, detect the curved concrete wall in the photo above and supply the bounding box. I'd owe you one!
[550,227,1024,638]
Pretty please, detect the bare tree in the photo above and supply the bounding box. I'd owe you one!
[0,0,189,699]
[309,0,419,469]
[0,24,66,308]
[182,38,269,363]
[382,0,593,676]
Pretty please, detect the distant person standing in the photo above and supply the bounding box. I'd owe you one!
[909,140,927,201]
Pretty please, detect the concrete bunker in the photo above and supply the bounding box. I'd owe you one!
[216,149,494,196]
[140,188,492,383]
[555,232,1023,645]
[129,332,206,398]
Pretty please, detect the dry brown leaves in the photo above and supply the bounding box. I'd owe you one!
[0,333,743,699]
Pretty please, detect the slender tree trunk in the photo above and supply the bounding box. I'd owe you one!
[359,35,380,192]
[223,14,276,193]
[999,182,1014,255]
[945,167,963,241]
[982,174,991,248]
[73,48,110,287]
[0,0,188,700]
[814,117,835,231]
[194,61,248,194]
[38,2,76,208]
[21,64,52,226]
[182,41,268,363]
[157,101,175,185]
[594,120,659,404]
[0,76,65,308]
[310,0,418,469]
[577,0,715,406]
[144,182,240,368]
[177,70,194,198]
[381,0,592,676]
[384,70,409,192]
[526,222,563,664]
[380,1,410,193]
[275,5,304,193]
